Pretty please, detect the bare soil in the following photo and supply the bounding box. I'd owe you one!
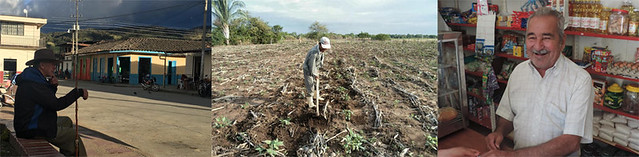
[212,39,438,157]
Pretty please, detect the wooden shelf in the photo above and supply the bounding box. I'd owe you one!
[495,53,528,61]
[448,22,639,41]
[594,105,639,121]
[593,136,639,155]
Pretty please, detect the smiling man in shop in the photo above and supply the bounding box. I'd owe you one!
[483,7,593,157]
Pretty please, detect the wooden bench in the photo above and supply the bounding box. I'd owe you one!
[2,124,63,157]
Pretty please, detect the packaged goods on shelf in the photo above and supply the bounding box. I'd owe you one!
[615,137,630,146]
[605,83,624,109]
[630,120,639,128]
[630,9,639,36]
[601,125,616,135]
[511,11,533,28]
[497,61,516,80]
[631,129,639,139]
[591,47,613,73]
[629,118,639,128]
[609,9,630,35]
[594,80,606,106]
[629,137,639,146]
[608,61,639,79]
[613,116,628,124]
[624,84,639,114]
[630,143,639,152]
[617,124,631,135]
[605,112,617,120]
[601,131,614,142]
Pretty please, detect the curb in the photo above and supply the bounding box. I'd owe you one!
[58,80,202,97]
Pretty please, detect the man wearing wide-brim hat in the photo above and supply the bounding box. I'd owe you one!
[14,49,89,156]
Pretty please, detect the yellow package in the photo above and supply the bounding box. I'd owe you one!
[513,46,523,57]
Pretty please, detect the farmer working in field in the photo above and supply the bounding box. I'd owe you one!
[303,37,331,108]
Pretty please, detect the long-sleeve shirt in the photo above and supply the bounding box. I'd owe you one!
[303,44,324,76]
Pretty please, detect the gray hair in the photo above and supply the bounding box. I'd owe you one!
[527,7,566,42]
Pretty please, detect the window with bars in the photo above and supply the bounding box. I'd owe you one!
[1,22,24,36]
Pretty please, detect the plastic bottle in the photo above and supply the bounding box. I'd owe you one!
[599,7,610,34]
[568,0,575,30]
[630,9,639,36]
[622,0,635,13]
[576,0,584,31]
[590,0,601,32]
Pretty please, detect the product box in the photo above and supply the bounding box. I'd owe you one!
[593,80,606,106]
[513,46,523,57]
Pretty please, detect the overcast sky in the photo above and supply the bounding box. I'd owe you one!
[0,0,436,35]
[243,0,436,35]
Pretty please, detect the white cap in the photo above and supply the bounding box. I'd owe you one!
[319,37,331,49]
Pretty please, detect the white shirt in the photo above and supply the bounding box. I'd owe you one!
[496,55,593,156]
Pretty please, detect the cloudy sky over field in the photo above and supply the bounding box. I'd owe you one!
[244,0,435,35]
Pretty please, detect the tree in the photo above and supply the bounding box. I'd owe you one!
[307,21,328,40]
[372,34,391,41]
[357,32,371,38]
[212,0,246,45]
[272,25,283,41]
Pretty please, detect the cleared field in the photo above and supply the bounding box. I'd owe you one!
[212,39,437,156]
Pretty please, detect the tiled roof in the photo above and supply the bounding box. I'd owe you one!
[78,37,208,54]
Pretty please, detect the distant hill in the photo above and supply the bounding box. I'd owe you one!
[41,25,213,53]
[42,26,211,46]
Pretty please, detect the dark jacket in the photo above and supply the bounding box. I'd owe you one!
[14,67,83,139]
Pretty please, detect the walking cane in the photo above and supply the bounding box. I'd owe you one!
[316,77,320,116]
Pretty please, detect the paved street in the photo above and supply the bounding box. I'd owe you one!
[1,80,210,156]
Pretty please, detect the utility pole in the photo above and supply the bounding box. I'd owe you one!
[73,0,80,156]
[200,0,208,81]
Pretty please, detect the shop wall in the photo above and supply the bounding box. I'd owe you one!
[89,54,119,81]
[121,54,186,85]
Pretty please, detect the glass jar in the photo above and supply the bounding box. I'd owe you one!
[623,84,639,114]
[608,9,630,35]
[605,83,624,109]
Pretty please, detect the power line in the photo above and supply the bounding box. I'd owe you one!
[52,1,203,23]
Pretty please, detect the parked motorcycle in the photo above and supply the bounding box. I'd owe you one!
[140,75,159,92]
[197,75,211,97]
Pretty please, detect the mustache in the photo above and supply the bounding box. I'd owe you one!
[532,49,550,55]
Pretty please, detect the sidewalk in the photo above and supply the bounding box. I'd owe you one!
[58,79,200,96]
[0,107,148,156]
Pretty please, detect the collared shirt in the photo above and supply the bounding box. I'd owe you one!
[496,55,593,156]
